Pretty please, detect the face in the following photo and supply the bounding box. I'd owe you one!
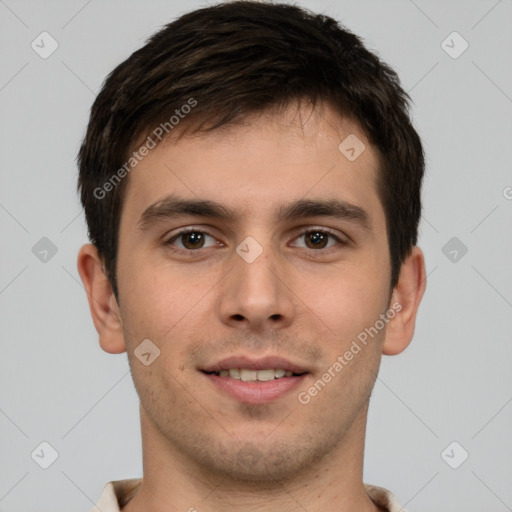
[114,102,393,481]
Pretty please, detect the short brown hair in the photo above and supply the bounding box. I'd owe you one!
[78,0,424,301]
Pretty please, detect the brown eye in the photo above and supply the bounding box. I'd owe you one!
[293,229,345,250]
[180,231,205,249]
[165,229,217,251]
[304,231,329,249]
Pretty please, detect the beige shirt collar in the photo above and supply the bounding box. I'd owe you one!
[90,478,407,512]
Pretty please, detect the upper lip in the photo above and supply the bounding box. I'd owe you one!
[201,355,310,374]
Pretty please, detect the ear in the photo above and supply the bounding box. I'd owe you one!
[77,243,127,354]
[382,246,426,356]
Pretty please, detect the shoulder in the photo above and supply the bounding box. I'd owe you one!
[364,483,407,512]
[90,479,142,512]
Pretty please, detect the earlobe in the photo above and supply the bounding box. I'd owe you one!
[382,246,426,356]
[77,243,127,354]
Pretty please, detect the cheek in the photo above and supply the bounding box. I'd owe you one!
[118,256,216,357]
[295,259,389,342]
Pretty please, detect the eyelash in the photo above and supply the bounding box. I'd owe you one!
[164,227,348,254]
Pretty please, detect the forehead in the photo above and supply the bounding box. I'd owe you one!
[120,102,384,230]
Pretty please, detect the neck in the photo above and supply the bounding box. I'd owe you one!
[122,404,379,512]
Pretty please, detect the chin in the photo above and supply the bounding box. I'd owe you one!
[196,437,326,483]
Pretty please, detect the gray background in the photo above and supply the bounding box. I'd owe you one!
[1,0,511,510]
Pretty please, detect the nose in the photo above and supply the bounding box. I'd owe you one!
[217,242,295,332]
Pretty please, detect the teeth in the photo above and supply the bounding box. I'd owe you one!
[217,368,295,381]
[240,369,258,382]
[256,369,275,381]
[228,368,240,379]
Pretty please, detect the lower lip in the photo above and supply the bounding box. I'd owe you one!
[202,372,308,404]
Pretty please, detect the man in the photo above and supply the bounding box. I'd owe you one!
[77,1,426,510]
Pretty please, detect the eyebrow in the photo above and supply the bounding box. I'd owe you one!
[137,194,372,233]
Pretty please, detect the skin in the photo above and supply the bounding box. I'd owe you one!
[78,101,426,512]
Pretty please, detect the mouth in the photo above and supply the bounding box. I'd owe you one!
[202,368,307,380]
[200,356,310,404]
